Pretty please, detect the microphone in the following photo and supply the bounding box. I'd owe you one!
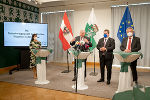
[75,41,81,50]
[80,40,85,45]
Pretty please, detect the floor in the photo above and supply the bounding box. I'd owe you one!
[0,63,120,99]
[0,62,150,100]
[0,81,111,100]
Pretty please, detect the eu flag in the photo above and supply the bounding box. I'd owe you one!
[117,6,134,42]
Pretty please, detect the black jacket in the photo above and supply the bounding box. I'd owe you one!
[70,36,92,52]
[97,37,115,60]
[120,37,141,52]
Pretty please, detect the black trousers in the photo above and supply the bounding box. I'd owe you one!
[100,55,113,81]
[74,59,87,78]
[130,60,138,82]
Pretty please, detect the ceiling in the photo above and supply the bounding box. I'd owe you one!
[19,0,150,8]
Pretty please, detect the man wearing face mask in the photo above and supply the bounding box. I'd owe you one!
[97,29,115,85]
[120,27,141,84]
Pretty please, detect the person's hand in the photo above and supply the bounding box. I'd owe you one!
[71,38,75,42]
[124,49,131,53]
[100,47,106,52]
[83,38,89,43]
[103,47,107,51]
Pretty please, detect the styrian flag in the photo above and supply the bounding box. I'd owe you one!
[85,8,98,51]
[59,12,73,51]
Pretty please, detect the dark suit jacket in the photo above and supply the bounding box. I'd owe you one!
[97,37,115,60]
[120,37,141,52]
[70,36,92,51]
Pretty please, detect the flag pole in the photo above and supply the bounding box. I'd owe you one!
[94,49,96,74]
[61,50,71,73]
[60,11,71,73]
[90,7,98,76]
[89,30,98,76]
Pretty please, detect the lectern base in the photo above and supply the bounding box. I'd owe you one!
[72,84,88,90]
[35,80,50,84]
[89,72,98,76]
[116,87,132,93]
[117,66,132,92]
[61,70,71,73]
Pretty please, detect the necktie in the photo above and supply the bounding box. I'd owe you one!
[104,38,106,47]
[81,37,83,41]
[128,38,131,50]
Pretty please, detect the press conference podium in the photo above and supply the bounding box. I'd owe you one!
[72,52,91,90]
[114,52,141,92]
[34,49,50,84]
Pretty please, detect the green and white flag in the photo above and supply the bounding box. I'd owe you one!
[85,8,99,51]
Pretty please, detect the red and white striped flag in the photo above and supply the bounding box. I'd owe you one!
[59,12,73,51]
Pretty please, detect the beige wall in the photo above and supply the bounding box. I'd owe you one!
[40,4,112,62]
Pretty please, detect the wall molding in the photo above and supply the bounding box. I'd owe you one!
[48,61,150,71]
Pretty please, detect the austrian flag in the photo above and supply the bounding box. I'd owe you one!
[59,12,73,51]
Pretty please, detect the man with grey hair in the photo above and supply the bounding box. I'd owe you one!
[120,27,141,84]
[70,30,92,81]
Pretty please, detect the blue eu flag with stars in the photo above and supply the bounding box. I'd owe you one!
[117,6,134,42]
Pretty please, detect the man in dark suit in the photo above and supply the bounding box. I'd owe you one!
[97,29,115,85]
[70,30,92,81]
[120,27,141,84]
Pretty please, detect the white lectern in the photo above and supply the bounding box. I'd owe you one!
[72,52,91,90]
[114,52,141,92]
[34,49,50,84]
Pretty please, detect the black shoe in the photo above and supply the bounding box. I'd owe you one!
[72,77,76,81]
[134,81,138,85]
[135,81,138,84]
[107,80,110,85]
[97,79,104,82]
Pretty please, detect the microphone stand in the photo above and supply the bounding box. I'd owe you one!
[75,46,80,93]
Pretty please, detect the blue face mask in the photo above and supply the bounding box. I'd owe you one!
[104,34,107,38]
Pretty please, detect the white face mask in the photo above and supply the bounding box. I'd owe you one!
[34,37,37,40]
[127,32,133,37]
